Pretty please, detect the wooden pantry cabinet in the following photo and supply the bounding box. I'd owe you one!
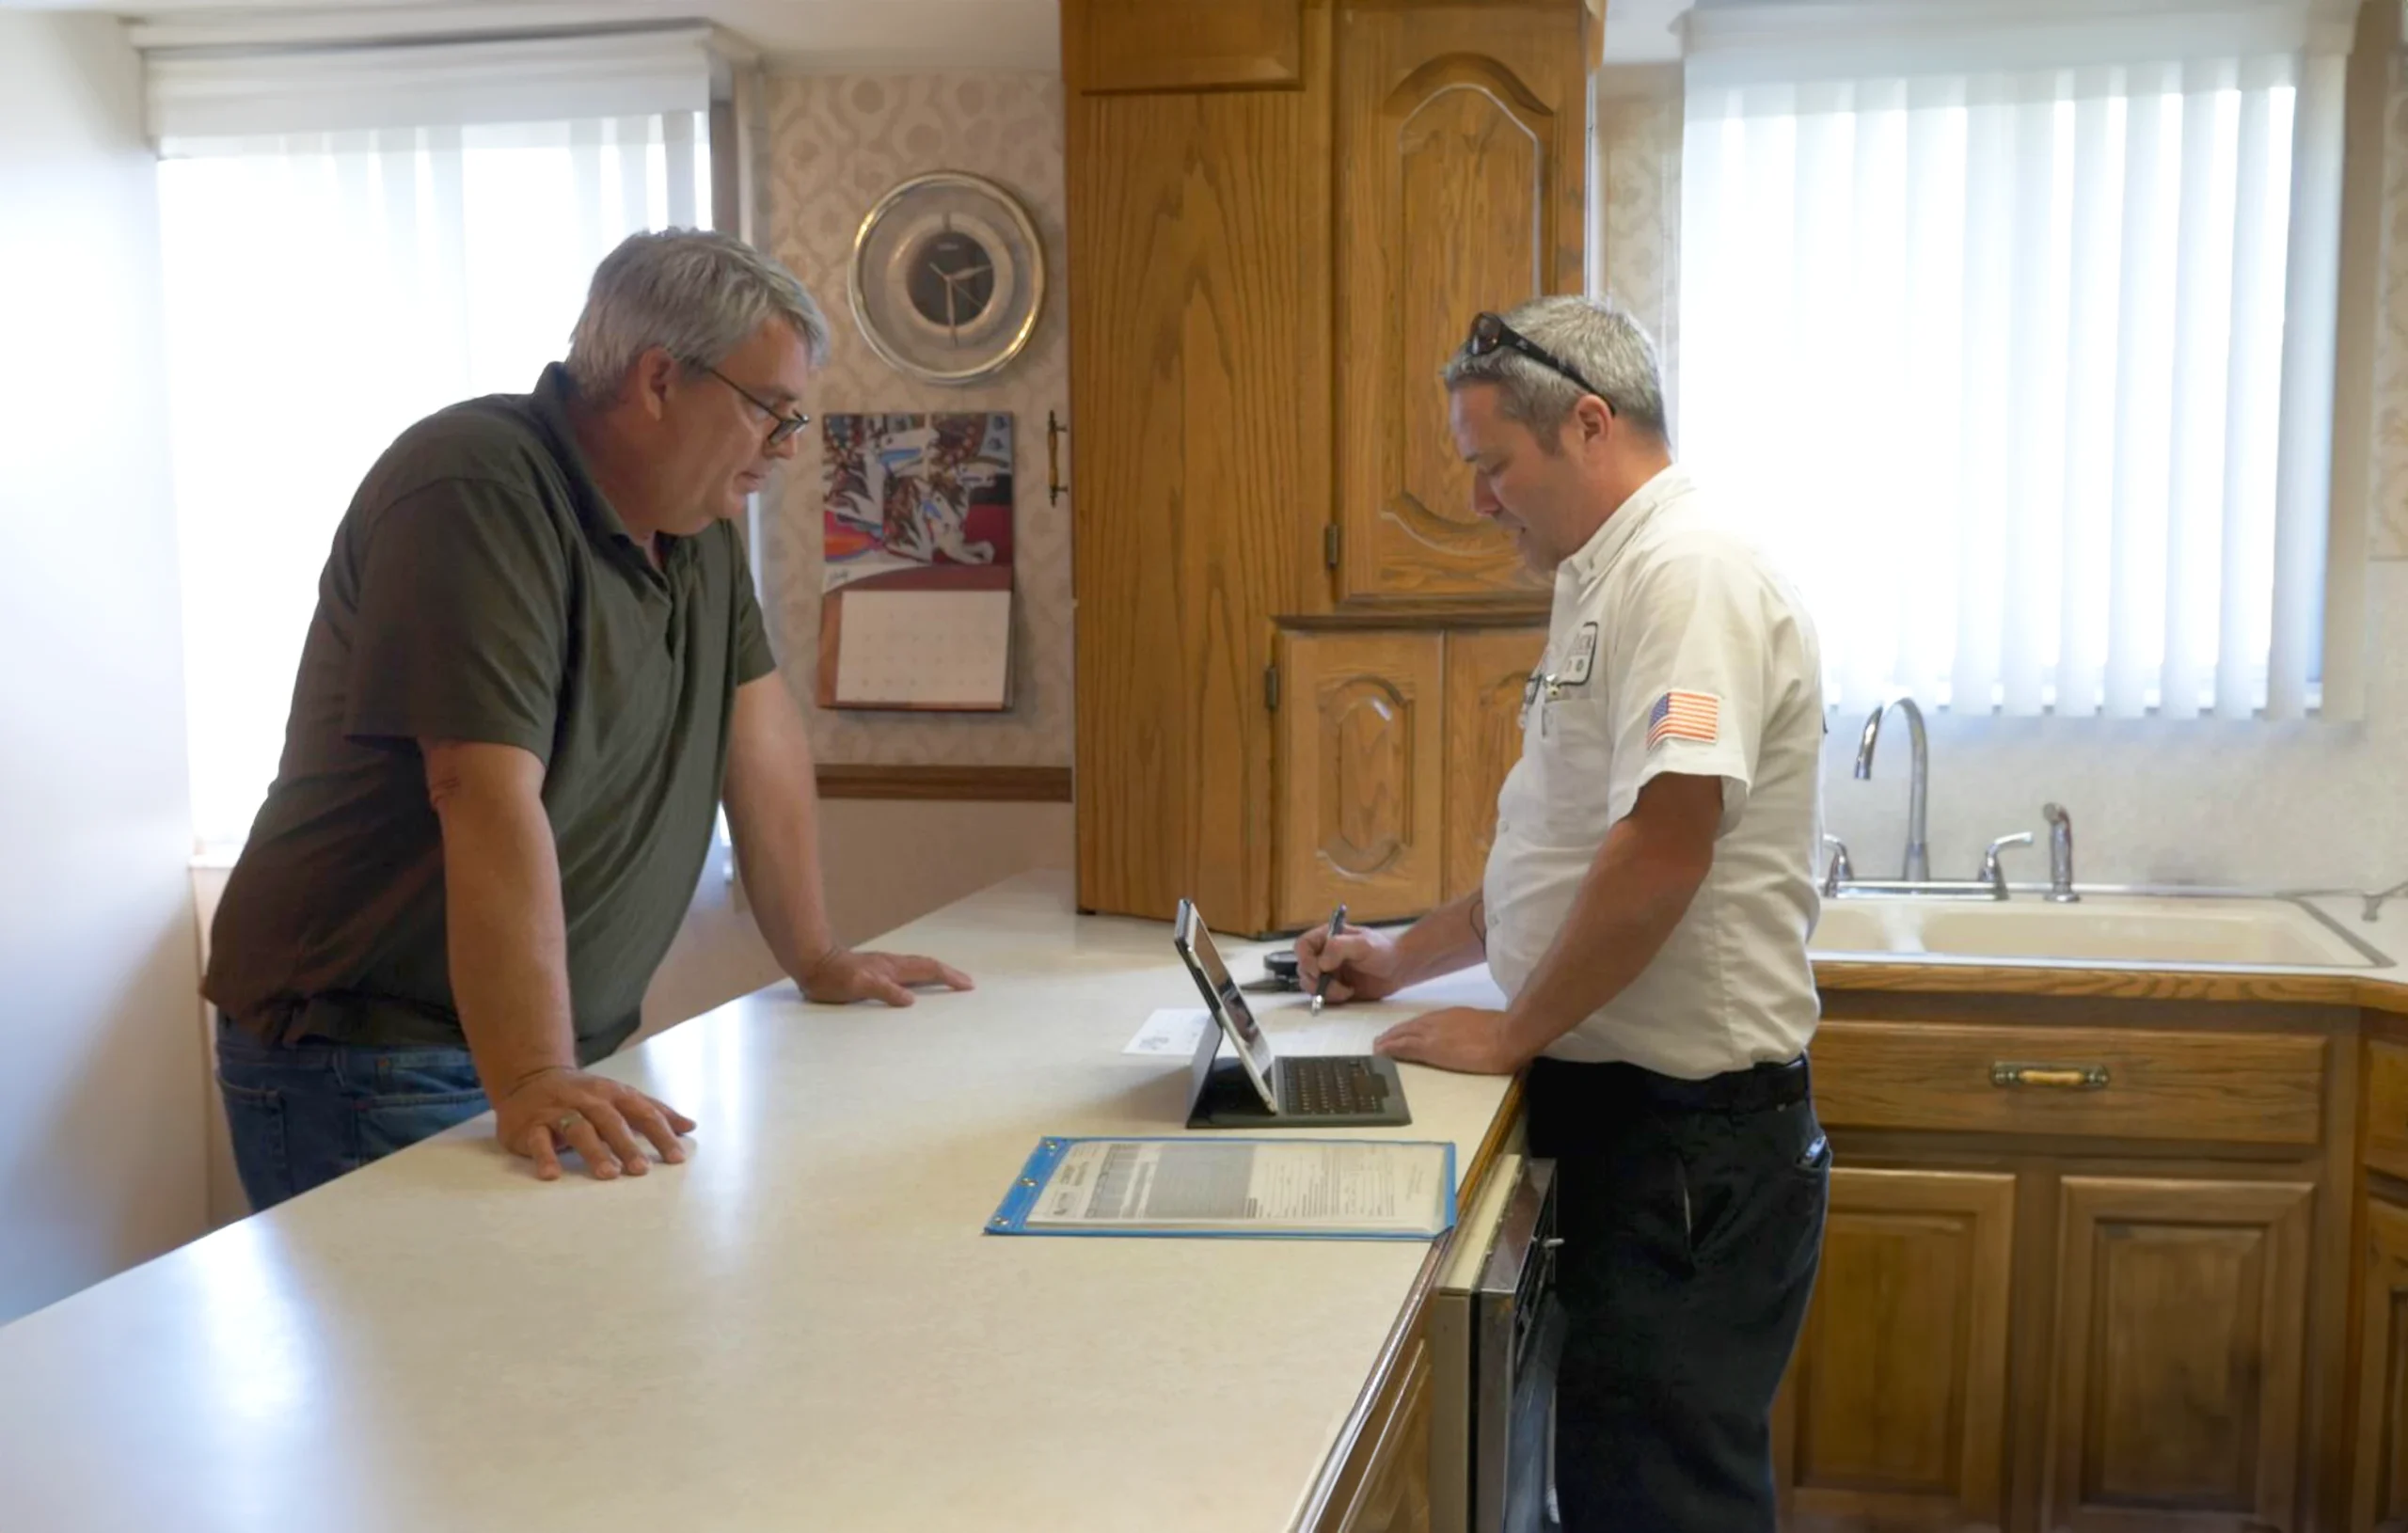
[1064,0,1589,932]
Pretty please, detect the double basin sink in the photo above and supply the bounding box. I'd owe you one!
[1809,893,2394,971]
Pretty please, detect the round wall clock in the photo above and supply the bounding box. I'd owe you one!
[848,170,1045,386]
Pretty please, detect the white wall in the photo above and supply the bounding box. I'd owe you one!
[0,12,207,1324]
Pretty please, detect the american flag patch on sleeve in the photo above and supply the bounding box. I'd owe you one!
[1647,689,1719,750]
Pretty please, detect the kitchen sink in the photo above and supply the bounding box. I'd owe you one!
[1809,893,2392,970]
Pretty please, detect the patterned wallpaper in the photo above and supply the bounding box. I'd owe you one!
[759,72,1072,766]
[2374,53,2408,560]
[1593,78,1683,428]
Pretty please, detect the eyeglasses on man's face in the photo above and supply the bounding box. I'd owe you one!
[1463,311,1610,409]
[705,365,811,449]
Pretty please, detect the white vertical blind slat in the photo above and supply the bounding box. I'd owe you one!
[2215,68,2282,719]
[2103,66,2178,718]
[2269,49,2345,721]
[2000,77,2065,717]
[2056,75,2121,718]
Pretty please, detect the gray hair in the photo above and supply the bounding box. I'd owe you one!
[565,229,831,397]
[1441,294,1668,446]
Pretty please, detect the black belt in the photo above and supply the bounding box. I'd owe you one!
[1529,1054,1811,1115]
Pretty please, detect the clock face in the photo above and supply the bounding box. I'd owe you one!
[905,228,998,332]
[849,172,1044,386]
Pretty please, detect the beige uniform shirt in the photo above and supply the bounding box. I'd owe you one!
[1481,466,1825,1079]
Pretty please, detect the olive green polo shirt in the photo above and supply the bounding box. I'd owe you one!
[203,364,777,1064]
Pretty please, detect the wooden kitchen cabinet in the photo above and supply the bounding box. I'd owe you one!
[1067,0,1302,93]
[2043,1177,2314,1533]
[1275,630,1447,927]
[1440,626,1545,902]
[2352,1195,2408,1530]
[1334,2,1583,604]
[1781,997,2361,1533]
[1066,0,1584,931]
[1274,626,1542,928]
[1774,1167,2017,1531]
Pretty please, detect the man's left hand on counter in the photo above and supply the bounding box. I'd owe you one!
[1372,1005,1529,1076]
[799,948,975,1008]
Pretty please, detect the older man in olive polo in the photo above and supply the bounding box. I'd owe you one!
[205,229,969,1209]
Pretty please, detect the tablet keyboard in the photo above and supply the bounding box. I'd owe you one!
[1277,1057,1388,1116]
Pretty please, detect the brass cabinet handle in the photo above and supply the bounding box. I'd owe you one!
[1047,409,1069,506]
[1989,1062,2111,1090]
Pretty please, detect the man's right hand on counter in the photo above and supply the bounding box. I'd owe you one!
[497,1067,695,1182]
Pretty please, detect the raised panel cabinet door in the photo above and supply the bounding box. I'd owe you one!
[2352,1196,2408,1532]
[2044,1177,2315,1533]
[1276,631,1445,928]
[1335,0,1587,603]
[1066,0,1303,94]
[1441,627,1545,902]
[1771,1167,2016,1532]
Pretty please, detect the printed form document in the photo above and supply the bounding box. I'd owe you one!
[989,1138,1455,1240]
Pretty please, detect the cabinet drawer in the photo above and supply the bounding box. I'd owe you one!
[1812,1021,2325,1146]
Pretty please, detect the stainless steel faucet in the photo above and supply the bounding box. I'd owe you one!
[1853,696,1929,882]
[1979,832,2033,901]
[1820,834,1854,898]
[2365,877,2408,923]
[2042,802,2080,903]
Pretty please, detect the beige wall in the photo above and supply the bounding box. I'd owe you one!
[0,12,208,1322]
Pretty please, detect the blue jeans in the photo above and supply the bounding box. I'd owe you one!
[215,1018,490,1211]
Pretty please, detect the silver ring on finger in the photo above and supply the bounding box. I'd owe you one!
[554,1112,583,1134]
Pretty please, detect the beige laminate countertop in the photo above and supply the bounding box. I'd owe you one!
[0,872,1516,1533]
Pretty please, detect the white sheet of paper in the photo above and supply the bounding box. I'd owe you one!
[1023,1140,1450,1233]
[1122,1007,1212,1056]
[1261,1010,1391,1059]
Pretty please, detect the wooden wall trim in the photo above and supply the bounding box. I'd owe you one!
[815,766,1073,802]
[1281,604,1550,632]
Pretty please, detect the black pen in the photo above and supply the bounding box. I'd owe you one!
[1309,902,1349,1015]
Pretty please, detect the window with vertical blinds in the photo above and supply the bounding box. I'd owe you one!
[1673,0,2351,721]
[148,31,734,852]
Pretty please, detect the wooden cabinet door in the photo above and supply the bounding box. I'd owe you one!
[1276,631,1445,928]
[1335,0,1586,604]
[1066,0,1302,94]
[2353,1196,2408,1531]
[2044,1177,2315,1533]
[1773,1167,2017,1531]
[1067,73,1321,930]
[1441,628,1544,902]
